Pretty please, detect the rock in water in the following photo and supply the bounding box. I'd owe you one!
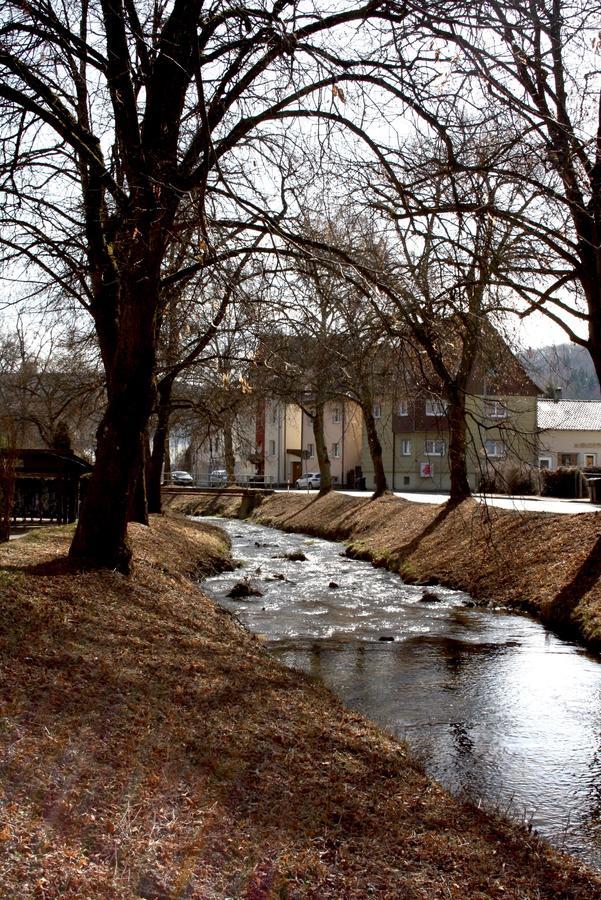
[420,590,442,603]
[227,578,263,600]
[274,551,307,562]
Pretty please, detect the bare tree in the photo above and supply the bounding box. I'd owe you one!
[147,250,262,512]
[263,150,535,503]
[0,0,397,570]
[0,324,103,458]
[395,0,601,386]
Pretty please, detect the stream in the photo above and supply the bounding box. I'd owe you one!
[197,516,601,869]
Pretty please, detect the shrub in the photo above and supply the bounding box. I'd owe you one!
[540,466,582,498]
[478,463,538,496]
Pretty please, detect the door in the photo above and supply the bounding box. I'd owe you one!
[291,461,302,484]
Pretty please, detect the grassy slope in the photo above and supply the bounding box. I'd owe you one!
[1,515,600,897]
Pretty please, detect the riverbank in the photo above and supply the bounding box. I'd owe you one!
[168,490,601,650]
[2,517,601,896]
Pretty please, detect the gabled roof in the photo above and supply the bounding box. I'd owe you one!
[537,399,601,431]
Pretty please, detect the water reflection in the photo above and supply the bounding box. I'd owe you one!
[198,516,601,869]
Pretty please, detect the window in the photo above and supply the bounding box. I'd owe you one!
[332,405,341,424]
[271,405,278,424]
[268,439,276,456]
[424,440,445,456]
[372,403,382,419]
[585,453,597,467]
[484,399,507,419]
[538,457,552,469]
[484,440,505,458]
[398,399,408,416]
[331,442,341,458]
[400,439,412,456]
[425,399,447,417]
[307,443,314,458]
[403,475,411,486]
[559,453,578,467]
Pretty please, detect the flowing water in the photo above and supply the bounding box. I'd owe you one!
[197,516,601,869]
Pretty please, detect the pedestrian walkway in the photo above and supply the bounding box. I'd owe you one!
[282,487,598,515]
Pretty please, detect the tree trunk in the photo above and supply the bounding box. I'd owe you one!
[446,388,471,506]
[128,430,150,525]
[148,379,173,514]
[587,283,601,390]
[363,406,388,498]
[0,450,16,543]
[313,399,332,494]
[223,413,236,485]
[69,294,158,572]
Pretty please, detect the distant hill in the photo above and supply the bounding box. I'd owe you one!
[521,343,601,400]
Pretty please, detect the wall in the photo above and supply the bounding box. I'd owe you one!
[263,401,302,485]
[538,430,601,468]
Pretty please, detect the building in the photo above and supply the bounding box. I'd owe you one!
[261,399,302,485]
[258,397,362,486]
[297,398,363,486]
[362,340,541,493]
[537,400,601,469]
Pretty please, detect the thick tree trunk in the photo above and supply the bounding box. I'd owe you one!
[313,400,332,494]
[363,407,388,498]
[587,292,601,390]
[446,389,471,506]
[148,379,173,514]
[69,295,158,572]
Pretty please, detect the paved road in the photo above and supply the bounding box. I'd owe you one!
[282,488,599,515]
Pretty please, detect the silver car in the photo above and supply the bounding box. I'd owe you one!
[295,472,321,489]
[171,470,194,485]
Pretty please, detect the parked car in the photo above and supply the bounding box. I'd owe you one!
[171,470,194,485]
[209,469,228,485]
[295,472,321,489]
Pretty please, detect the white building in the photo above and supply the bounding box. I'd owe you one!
[537,400,601,468]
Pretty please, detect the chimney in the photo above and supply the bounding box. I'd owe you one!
[553,387,562,402]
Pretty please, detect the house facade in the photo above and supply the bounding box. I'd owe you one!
[537,400,601,469]
[298,399,363,486]
[261,399,302,485]
[182,395,362,487]
[361,345,541,493]
[258,397,362,486]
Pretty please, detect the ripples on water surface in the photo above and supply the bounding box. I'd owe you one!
[198,516,601,868]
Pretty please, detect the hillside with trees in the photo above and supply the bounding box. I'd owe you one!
[522,344,601,401]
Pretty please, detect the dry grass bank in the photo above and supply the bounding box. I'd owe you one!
[170,490,601,649]
[2,515,600,897]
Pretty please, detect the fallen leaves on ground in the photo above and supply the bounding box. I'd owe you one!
[1,514,600,897]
